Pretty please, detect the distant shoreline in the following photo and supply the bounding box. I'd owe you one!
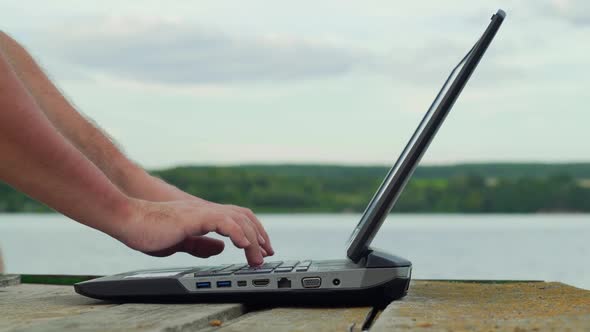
[1,163,589,214]
[1,211,589,215]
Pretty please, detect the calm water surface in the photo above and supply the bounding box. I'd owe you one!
[0,213,589,289]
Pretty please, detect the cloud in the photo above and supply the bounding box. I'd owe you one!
[540,0,590,26]
[37,16,374,85]
[25,10,551,90]
[32,15,504,88]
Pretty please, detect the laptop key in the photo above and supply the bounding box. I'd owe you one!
[195,266,218,272]
[274,267,293,273]
[220,264,247,271]
[206,271,234,276]
[234,268,273,275]
[298,260,312,267]
[194,266,229,277]
[279,261,299,268]
[295,266,309,272]
[259,262,283,269]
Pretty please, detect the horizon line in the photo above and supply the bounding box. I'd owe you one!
[150,161,590,170]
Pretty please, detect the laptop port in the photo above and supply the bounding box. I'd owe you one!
[237,280,247,287]
[332,278,341,286]
[196,281,211,289]
[277,277,291,289]
[216,280,231,288]
[302,277,321,288]
[252,279,270,287]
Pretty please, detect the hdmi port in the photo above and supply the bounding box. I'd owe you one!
[252,279,270,287]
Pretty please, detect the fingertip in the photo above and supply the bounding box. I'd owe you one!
[246,251,264,266]
[183,236,225,258]
[262,244,274,256]
[250,257,264,266]
[257,253,264,265]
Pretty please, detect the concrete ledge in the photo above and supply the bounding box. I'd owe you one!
[0,274,20,287]
[2,278,590,331]
[372,280,590,331]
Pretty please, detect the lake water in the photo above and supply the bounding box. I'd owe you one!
[1,213,589,290]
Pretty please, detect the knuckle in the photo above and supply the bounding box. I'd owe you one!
[223,216,234,224]
[239,220,254,233]
[231,213,245,224]
[228,221,242,235]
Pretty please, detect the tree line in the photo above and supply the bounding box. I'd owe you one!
[1,163,589,213]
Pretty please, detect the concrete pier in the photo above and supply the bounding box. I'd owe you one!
[1,275,589,331]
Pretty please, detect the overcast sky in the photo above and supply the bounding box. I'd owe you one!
[0,0,588,168]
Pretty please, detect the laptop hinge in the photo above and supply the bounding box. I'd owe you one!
[359,247,412,268]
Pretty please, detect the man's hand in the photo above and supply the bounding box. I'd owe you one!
[116,166,274,264]
[0,31,274,267]
[117,199,269,266]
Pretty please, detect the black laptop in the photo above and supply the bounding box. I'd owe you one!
[75,10,505,307]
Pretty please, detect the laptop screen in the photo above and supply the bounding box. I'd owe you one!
[345,10,505,262]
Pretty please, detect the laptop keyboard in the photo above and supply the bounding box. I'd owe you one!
[194,261,311,277]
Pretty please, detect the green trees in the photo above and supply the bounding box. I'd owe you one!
[0,182,52,212]
[151,165,590,213]
[1,164,589,213]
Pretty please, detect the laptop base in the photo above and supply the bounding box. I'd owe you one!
[75,249,411,307]
[76,276,410,308]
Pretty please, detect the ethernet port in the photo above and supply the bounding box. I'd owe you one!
[277,277,292,289]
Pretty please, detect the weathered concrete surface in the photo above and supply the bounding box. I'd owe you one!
[19,303,245,332]
[0,283,244,332]
[372,281,590,331]
[0,284,113,331]
[0,283,364,332]
[2,280,590,331]
[0,274,20,288]
[214,307,371,332]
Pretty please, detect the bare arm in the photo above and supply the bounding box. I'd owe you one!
[0,50,133,237]
[0,32,273,257]
[0,48,266,265]
[0,31,155,198]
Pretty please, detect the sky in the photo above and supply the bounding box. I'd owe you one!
[0,0,588,169]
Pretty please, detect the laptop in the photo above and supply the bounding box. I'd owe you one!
[75,10,505,307]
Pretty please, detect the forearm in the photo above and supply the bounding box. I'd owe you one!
[0,32,212,204]
[0,51,133,238]
[0,32,143,194]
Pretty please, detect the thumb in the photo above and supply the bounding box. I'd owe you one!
[182,236,225,258]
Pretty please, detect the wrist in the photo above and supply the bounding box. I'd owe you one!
[104,195,143,244]
[121,166,195,202]
[106,155,209,204]
[110,156,150,196]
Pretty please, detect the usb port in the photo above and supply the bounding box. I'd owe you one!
[196,281,211,289]
[216,280,232,288]
[237,280,247,287]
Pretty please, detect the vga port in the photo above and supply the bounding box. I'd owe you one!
[301,277,321,288]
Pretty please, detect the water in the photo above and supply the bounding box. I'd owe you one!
[0,213,589,290]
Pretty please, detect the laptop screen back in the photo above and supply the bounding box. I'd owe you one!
[346,10,506,262]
